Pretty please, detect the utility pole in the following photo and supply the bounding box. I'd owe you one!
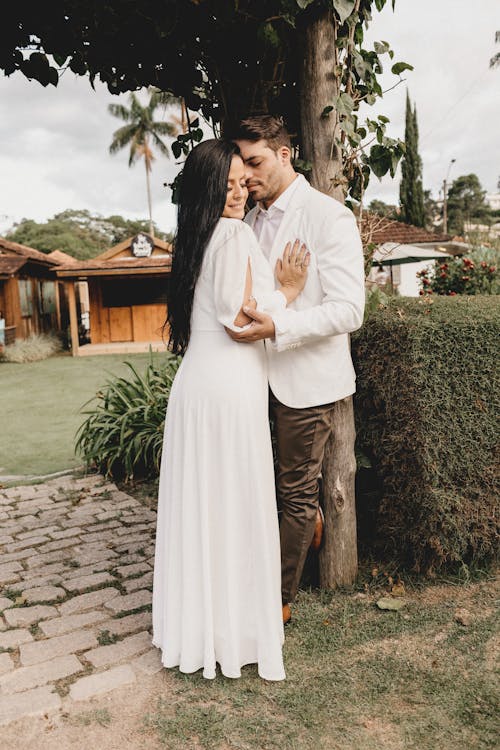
[442,158,456,234]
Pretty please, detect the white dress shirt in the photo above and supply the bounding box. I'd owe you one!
[253,175,302,260]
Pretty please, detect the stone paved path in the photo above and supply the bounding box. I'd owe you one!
[0,474,162,727]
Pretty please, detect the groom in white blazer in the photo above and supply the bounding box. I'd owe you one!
[227,116,365,624]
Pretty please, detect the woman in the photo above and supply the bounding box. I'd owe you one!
[152,139,308,680]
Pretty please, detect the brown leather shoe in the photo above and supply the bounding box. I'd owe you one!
[310,506,324,552]
[282,603,292,625]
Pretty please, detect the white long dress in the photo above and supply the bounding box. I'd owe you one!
[152,218,286,681]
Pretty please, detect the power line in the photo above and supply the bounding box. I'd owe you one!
[420,72,489,143]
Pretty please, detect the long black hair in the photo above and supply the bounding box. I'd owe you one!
[166,139,240,355]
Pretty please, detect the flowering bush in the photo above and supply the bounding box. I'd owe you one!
[417,253,498,296]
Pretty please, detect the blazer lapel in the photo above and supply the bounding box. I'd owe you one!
[268,178,311,269]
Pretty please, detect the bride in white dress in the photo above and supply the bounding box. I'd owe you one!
[152,139,308,681]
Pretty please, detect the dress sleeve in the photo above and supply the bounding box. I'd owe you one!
[212,222,253,332]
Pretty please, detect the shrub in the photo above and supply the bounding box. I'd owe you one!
[75,354,181,480]
[417,248,498,296]
[1,333,63,363]
[352,295,499,572]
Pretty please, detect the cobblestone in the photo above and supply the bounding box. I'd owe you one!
[22,585,66,604]
[39,610,110,638]
[0,654,83,694]
[20,628,98,666]
[16,573,63,590]
[0,653,15,675]
[123,571,153,593]
[0,685,61,726]
[0,597,15,612]
[116,561,152,578]
[63,571,116,593]
[0,476,162,725]
[95,611,152,638]
[49,526,84,540]
[5,536,50,552]
[131,648,163,675]
[16,525,59,540]
[58,587,120,616]
[0,628,33,649]
[20,562,66,580]
[4,605,58,628]
[104,589,152,614]
[37,536,82,552]
[0,561,23,585]
[69,664,136,701]
[84,631,152,668]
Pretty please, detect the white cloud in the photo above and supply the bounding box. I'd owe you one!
[0,0,498,231]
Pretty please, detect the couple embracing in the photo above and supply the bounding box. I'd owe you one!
[152,116,365,681]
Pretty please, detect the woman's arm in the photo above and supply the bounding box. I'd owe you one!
[233,259,255,327]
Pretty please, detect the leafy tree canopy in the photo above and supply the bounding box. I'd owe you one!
[5,209,173,259]
[1,0,411,202]
[367,199,398,219]
[447,174,490,235]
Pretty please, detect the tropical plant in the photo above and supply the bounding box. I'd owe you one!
[108,89,178,236]
[75,354,181,480]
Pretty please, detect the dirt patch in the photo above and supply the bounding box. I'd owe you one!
[358,717,405,750]
[1,671,172,750]
[416,576,499,608]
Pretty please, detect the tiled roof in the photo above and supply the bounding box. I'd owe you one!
[46,249,79,265]
[0,256,27,276]
[0,237,58,265]
[360,214,452,244]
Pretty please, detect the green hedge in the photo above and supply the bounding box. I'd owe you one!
[352,296,499,572]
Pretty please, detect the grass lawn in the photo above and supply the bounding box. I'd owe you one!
[0,351,171,477]
[142,573,499,750]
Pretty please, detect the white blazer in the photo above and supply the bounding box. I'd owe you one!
[245,175,365,409]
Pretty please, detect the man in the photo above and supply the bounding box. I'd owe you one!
[227,116,365,625]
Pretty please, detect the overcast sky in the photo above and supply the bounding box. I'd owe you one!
[0,0,498,236]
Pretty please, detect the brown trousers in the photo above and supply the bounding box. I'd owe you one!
[269,390,335,604]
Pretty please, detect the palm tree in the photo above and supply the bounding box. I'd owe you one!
[108,89,178,237]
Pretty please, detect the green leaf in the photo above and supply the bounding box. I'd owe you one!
[48,66,59,87]
[368,144,392,180]
[53,54,67,67]
[374,41,390,55]
[333,0,356,24]
[171,140,182,159]
[321,105,334,118]
[391,61,414,76]
[295,0,316,8]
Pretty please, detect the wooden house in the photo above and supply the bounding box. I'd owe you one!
[55,233,172,356]
[0,237,64,347]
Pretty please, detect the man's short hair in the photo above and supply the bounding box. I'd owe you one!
[227,115,291,153]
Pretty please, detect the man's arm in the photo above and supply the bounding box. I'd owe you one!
[226,206,365,349]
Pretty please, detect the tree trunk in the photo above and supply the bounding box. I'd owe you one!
[299,7,344,201]
[300,8,358,588]
[144,141,154,238]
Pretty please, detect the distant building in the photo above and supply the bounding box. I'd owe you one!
[485,193,500,211]
[56,233,171,356]
[0,238,69,347]
[362,215,468,297]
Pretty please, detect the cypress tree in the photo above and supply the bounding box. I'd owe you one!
[400,92,426,227]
